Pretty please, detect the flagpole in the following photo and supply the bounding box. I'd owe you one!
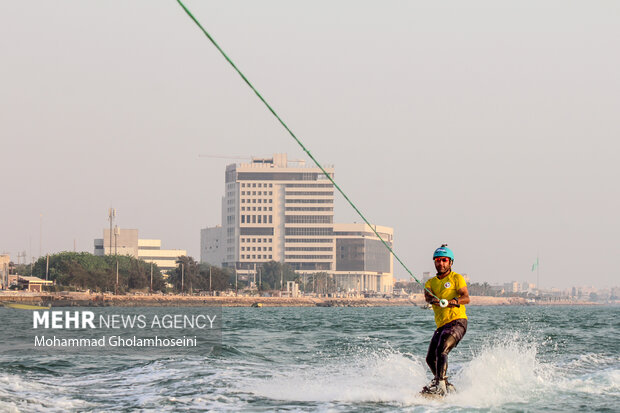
[537,254,540,292]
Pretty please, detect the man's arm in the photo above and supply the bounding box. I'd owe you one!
[448,286,470,306]
[425,289,439,305]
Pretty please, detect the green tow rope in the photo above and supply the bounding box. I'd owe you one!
[176,0,440,301]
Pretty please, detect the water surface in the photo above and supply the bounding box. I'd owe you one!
[1,305,618,412]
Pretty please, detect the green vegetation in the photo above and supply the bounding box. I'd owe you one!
[256,261,297,290]
[300,272,335,294]
[21,253,310,294]
[29,252,166,293]
[167,256,233,293]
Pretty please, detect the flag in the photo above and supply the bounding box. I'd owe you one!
[531,258,539,272]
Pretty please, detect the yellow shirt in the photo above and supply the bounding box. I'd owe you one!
[425,271,468,328]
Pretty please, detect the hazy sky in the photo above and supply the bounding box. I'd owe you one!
[1,1,618,289]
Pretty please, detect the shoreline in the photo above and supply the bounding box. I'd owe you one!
[0,292,605,307]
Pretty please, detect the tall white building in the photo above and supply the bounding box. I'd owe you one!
[202,153,334,275]
[201,153,393,292]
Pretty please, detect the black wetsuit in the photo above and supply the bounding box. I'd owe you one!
[426,318,467,380]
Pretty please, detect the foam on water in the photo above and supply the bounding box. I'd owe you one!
[245,332,567,409]
[455,332,548,408]
[0,373,93,412]
[554,366,620,397]
[2,306,618,411]
[249,350,428,404]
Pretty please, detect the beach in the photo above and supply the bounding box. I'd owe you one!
[0,291,601,307]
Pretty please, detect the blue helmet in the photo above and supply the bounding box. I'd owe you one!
[433,244,454,261]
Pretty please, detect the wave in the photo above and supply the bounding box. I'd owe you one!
[243,332,619,410]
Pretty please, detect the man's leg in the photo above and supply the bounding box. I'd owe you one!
[436,333,457,380]
[425,328,442,377]
[436,319,467,393]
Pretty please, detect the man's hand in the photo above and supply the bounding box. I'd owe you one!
[447,298,461,307]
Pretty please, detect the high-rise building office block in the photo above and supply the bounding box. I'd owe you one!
[201,153,393,292]
[202,153,335,276]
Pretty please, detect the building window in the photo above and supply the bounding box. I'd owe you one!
[285,215,333,224]
[285,228,333,236]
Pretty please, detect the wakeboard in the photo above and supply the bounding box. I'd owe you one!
[419,382,456,399]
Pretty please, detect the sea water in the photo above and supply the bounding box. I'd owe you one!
[1,305,618,412]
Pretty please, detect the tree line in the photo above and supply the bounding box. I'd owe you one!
[14,253,511,297]
[18,253,339,295]
[26,252,166,293]
[167,258,305,293]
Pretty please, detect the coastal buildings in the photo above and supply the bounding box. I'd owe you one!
[201,153,394,293]
[94,229,186,271]
[333,223,394,293]
[17,276,53,292]
[1,254,10,289]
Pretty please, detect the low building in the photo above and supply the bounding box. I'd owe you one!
[94,228,186,271]
[504,281,520,293]
[18,276,53,292]
[137,239,186,271]
[333,223,394,294]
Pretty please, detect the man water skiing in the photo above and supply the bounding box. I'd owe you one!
[422,244,470,396]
